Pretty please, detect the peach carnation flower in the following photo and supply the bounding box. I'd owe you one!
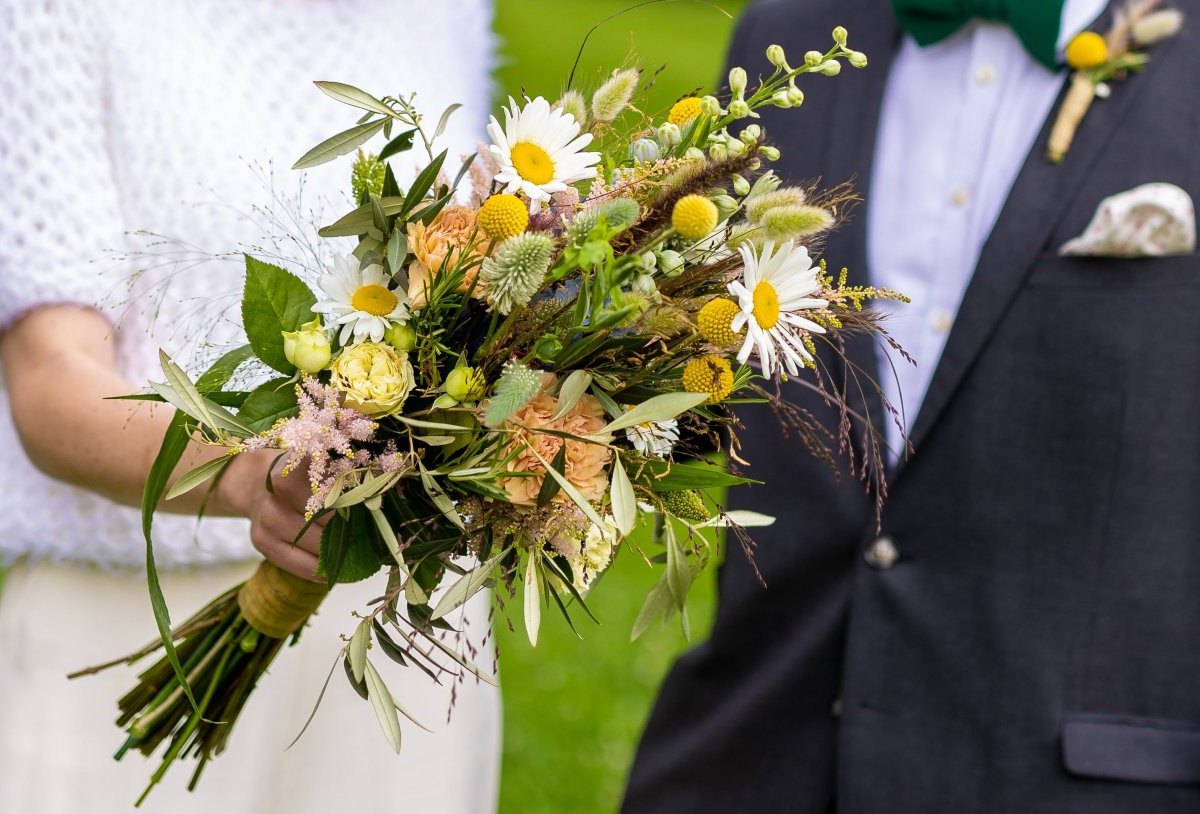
[502,373,611,505]
[406,205,488,308]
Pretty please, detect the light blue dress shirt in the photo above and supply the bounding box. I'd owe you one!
[868,0,1109,458]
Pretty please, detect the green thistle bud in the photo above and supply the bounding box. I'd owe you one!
[384,322,418,352]
[766,44,790,70]
[445,365,487,403]
[661,489,710,523]
[761,204,835,240]
[591,68,640,123]
[557,90,589,128]
[596,197,640,231]
[350,151,386,203]
[832,26,849,46]
[481,233,555,315]
[484,361,545,427]
[566,209,600,246]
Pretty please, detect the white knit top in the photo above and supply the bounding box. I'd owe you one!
[0,0,494,568]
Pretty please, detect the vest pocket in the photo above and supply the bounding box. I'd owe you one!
[1062,714,1200,785]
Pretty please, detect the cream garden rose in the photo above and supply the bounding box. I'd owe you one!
[330,341,415,417]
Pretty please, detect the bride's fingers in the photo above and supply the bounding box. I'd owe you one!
[250,528,320,582]
[258,496,324,557]
[269,461,321,518]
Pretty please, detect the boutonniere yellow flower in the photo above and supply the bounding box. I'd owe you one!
[1047,1,1184,163]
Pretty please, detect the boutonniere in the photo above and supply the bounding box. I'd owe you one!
[1046,0,1184,163]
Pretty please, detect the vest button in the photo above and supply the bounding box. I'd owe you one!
[865,536,899,570]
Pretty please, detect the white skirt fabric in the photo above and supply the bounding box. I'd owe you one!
[0,558,501,813]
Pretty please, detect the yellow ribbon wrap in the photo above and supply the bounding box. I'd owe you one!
[237,561,329,639]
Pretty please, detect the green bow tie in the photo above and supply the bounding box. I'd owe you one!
[892,0,1068,70]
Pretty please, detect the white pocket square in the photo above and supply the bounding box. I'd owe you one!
[1059,182,1195,258]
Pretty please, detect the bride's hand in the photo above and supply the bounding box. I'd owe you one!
[221,452,327,582]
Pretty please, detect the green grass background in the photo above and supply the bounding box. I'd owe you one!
[491,3,746,812]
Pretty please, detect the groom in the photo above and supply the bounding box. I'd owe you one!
[624,0,1200,811]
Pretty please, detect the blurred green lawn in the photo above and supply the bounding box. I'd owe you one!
[492,3,746,812]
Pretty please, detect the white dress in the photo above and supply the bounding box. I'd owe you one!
[0,1,500,811]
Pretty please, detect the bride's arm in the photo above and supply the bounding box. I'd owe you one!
[1,306,323,579]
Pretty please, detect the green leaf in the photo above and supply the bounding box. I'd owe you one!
[331,471,401,510]
[371,619,409,667]
[293,118,387,170]
[317,507,385,585]
[163,455,231,501]
[154,352,253,437]
[430,548,508,620]
[601,392,709,434]
[536,444,568,507]
[432,103,462,141]
[552,370,592,420]
[386,229,408,272]
[196,345,254,392]
[379,128,418,161]
[525,444,605,529]
[524,553,542,647]
[631,573,673,641]
[140,411,198,710]
[238,377,299,431]
[610,459,637,537]
[641,459,759,491]
[241,256,318,374]
[419,463,464,530]
[400,150,448,217]
[313,81,397,119]
[318,197,407,238]
[363,660,403,753]
[348,619,371,684]
[343,655,369,699]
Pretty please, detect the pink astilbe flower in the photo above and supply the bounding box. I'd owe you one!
[242,377,380,516]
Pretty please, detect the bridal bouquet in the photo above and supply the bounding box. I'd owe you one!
[83,27,902,801]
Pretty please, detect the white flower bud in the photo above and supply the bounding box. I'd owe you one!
[739,124,762,145]
[848,50,869,69]
[655,249,685,277]
[683,147,706,161]
[700,95,724,116]
[832,26,849,46]
[728,99,752,119]
[728,66,748,96]
[282,318,332,374]
[786,86,805,106]
[1132,9,1184,46]
[805,50,824,67]
[1094,82,1112,99]
[656,121,682,146]
[630,137,661,163]
[766,44,790,69]
[758,145,781,161]
[712,195,739,217]
[726,137,748,157]
[640,251,658,271]
[818,60,842,76]
[732,174,751,196]
[708,142,729,162]
[771,89,793,108]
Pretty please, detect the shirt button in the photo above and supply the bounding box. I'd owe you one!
[931,311,954,334]
[865,536,899,570]
[831,698,844,718]
[974,64,998,85]
[949,186,971,208]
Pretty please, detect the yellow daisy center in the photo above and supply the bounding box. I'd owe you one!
[752,281,780,329]
[510,142,555,185]
[351,284,398,316]
[1065,31,1109,70]
[478,193,530,241]
[668,97,703,126]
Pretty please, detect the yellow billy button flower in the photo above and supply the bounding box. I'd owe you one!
[478,194,530,241]
[682,354,735,403]
[672,194,719,241]
[668,96,703,126]
[1065,31,1109,70]
[697,297,745,347]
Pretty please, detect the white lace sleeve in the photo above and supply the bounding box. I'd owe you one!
[0,1,126,329]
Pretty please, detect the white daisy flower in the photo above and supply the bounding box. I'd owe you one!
[487,96,601,213]
[728,240,828,377]
[313,255,409,345]
[624,417,680,458]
